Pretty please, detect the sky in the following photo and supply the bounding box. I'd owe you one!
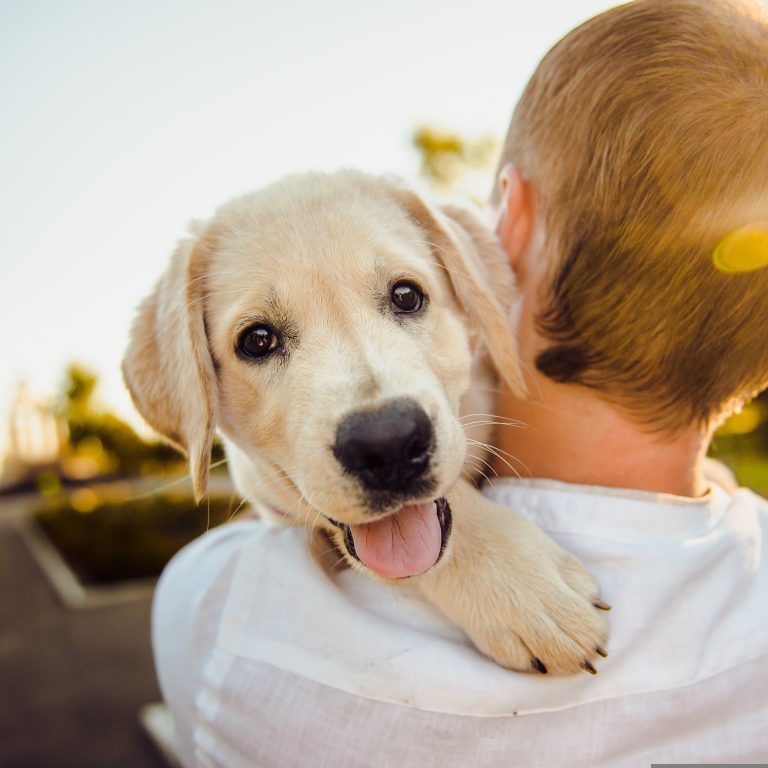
[0,0,637,457]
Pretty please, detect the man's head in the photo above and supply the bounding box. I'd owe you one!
[494,0,768,433]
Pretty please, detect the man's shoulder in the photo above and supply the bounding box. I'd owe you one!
[740,486,768,513]
[729,485,768,531]
[159,519,266,587]
[482,475,767,517]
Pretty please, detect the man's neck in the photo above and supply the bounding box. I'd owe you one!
[492,374,711,498]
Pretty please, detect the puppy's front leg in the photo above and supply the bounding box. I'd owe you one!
[412,479,609,675]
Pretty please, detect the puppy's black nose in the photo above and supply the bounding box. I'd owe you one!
[333,399,433,493]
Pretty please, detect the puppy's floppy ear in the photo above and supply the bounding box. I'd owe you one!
[392,188,527,397]
[122,225,219,501]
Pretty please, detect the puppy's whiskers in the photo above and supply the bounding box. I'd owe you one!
[421,255,475,284]
[460,412,527,428]
[246,466,303,509]
[129,457,230,501]
[151,287,248,338]
[226,495,251,524]
[402,238,452,260]
[185,271,232,288]
[466,437,529,479]
[461,420,529,432]
[465,450,499,488]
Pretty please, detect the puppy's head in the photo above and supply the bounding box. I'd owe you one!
[123,171,524,578]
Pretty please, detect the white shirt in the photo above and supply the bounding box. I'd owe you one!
[153,479,768,767]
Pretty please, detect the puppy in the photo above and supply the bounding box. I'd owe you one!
[123,170,608,674]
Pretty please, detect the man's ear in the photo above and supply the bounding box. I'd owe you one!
[122,225,220,501]
[390,185,527,397]
[495,163,534,274]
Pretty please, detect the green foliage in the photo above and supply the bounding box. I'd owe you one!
[56,363,185,479]
[759,389,768,445]
[710,389,768,494]
[412,126,498,197]
[63,365,97,416]
[26,366,235,588]
[36,493,236,584]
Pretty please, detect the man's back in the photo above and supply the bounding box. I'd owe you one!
[154,479,768,767]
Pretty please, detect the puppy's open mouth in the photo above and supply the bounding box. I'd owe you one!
[330,498,452,579]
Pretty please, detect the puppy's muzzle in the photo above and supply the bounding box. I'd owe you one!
[332,398,433,494]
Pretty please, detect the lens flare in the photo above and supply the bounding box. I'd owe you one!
[713,225,768,273]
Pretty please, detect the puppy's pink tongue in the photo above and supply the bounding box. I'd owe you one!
[350,501,441,578]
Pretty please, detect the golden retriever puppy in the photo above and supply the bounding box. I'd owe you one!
[123,170,609,674]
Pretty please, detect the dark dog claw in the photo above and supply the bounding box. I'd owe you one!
[595,645,608,658]
[532,657,548,674]
[581,660,598,675]
[592,598,612,611]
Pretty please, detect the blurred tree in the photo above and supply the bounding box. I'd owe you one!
[710,389,768,494]
[758,389,768,447]
[413,126,499,201]
[64,365,97,416]
[57,364,184,479]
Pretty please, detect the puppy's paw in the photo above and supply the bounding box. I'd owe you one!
[467,543,610,676]
[414,481,610,676]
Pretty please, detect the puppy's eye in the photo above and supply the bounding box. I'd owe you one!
[390,281,425,313]
[237,324,280,359]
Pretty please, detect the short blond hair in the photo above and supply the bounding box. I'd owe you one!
[497,0,768,430]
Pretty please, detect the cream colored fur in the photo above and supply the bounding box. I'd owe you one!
[123,170,608,674]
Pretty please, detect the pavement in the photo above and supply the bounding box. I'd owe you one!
[0,493,168,768]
